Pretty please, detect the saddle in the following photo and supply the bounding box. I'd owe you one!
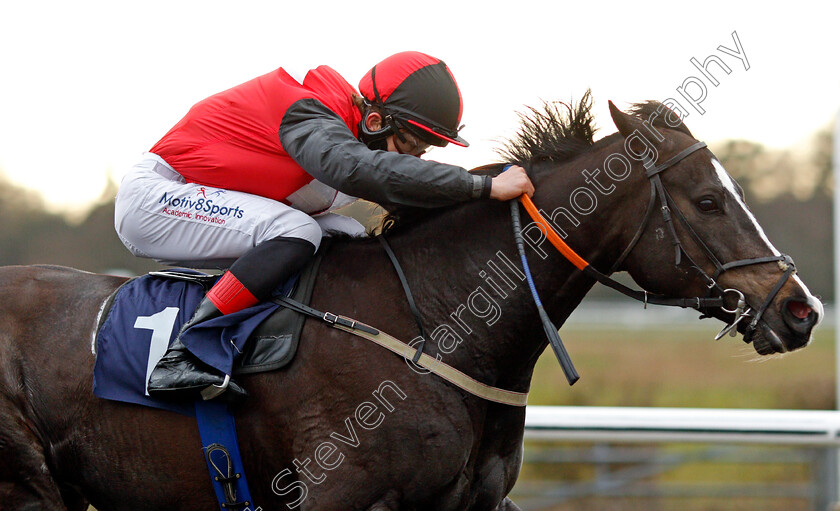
[150,262,322,375]
[91,250,327,511]
[92,248,325,417]
[236,248,322,375]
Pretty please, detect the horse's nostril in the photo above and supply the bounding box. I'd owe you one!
[787,300,813,321]
[782,299,819,339]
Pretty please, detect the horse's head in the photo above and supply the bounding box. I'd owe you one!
[607,101,822,354]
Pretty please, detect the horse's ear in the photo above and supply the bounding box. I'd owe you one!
[609,100,665,157]
[608,101,646,139]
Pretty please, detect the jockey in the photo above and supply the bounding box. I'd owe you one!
[114,51,534,401]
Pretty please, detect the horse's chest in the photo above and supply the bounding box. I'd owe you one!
[432,417,525,510]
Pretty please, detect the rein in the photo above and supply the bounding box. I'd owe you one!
[517,140,797,352]
[294,139,795,404]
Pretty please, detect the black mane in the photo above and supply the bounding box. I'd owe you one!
[379,93,687,234]
[497,89,597,164]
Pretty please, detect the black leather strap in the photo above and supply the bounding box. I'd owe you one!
[713,255,791,281]
[652,174,683,265]
[204,443,250,510]
[644,141,707,178]
[378,235,428,363]
[744,255,796,343]
[273,296,379,336]
[582,265,724,309]
[609,181,657,273]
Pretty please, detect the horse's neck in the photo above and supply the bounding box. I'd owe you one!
[380,201,598,392]
[328,144,640,393]
[379,148,644,392]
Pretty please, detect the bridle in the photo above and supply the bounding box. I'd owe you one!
[519,140,797,349]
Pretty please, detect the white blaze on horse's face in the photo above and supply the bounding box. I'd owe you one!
[710,157,824,322]
[711,158,781,256]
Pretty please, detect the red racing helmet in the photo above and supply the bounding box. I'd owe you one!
[359,51,468,147]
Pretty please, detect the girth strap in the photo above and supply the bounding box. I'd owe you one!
[195,400,255,511]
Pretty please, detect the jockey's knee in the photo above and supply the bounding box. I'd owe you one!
[259,210,323,251]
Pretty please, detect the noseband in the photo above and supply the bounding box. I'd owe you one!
[519,140,796,347]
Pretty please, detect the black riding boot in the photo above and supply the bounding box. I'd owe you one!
[147,236,317,402]
[147,297,248,402]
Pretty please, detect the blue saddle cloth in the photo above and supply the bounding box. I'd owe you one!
[93,271,288,416]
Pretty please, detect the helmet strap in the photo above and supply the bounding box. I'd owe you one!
[358,103,393,150]
[390,116,409,144]
[368,65,408,145]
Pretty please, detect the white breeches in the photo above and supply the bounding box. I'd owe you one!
[114,153,366,268]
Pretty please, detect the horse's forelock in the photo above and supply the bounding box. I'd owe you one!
[627,101,694,138]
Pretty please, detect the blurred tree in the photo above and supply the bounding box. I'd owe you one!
[0,123,835,298]
[812,127,834,199]
[0,173,157,275]
[711,127,834,301]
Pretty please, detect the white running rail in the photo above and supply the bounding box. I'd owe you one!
[524,406,840,446]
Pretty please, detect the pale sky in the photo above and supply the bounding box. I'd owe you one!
[0,1,837,212]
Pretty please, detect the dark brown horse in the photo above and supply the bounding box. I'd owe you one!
[0,98,821,510]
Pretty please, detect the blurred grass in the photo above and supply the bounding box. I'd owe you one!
[528,325,835,410]
[512,324,835,510]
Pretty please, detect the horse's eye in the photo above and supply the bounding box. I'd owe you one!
[697,198,720,213]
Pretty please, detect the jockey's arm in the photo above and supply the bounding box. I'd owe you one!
[279,98,493,208]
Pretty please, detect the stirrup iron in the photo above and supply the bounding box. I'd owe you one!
[201,374,231,401]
